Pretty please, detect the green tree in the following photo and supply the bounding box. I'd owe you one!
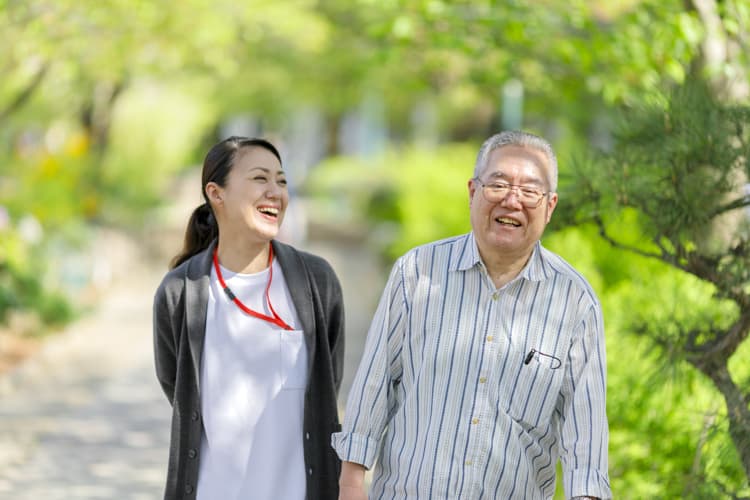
[561,79,750,487]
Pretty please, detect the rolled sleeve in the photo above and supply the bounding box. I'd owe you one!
[568,468,612,499]
[331,431,381,470]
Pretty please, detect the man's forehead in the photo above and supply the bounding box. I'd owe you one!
[490,144,548,165]
[486,146,549,178]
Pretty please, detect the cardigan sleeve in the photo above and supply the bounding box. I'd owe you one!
[153,276,180,405]
[311,256,346,393]
[328,268,345,393]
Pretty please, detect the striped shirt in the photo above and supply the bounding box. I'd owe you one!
[332,233,611,499]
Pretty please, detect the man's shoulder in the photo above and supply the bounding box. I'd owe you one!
[400,233,470,261]
[538,244,600,301]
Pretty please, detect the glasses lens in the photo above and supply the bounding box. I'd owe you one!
[480,182,543,207]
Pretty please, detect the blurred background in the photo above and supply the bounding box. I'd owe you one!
[1,0,750,498]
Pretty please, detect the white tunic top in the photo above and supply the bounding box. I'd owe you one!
[197,258,308,500]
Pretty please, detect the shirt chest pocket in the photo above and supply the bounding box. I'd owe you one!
[505,354,562,429]
[279,330,308,390]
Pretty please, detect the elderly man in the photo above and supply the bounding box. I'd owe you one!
[332,131,611,499]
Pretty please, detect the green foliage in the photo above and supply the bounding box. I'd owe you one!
[561,81,750,256]
[0,225,73,329]
[305,144,474,259]
[558,77,750,493]
[1,0,749,492]
[545,226,750,498]
[99,80,214,225]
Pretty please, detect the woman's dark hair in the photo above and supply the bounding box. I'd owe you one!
[169,136,282,269]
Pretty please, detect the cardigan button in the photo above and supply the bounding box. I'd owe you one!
[185,484,194,494]
[305,432,310,440]
[308,467,313,476]
[191,411,199,421]
[188,449,197,459]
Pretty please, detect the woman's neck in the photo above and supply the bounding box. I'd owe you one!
[216,237,271,274]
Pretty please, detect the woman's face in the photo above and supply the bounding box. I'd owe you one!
[208,146,288,243]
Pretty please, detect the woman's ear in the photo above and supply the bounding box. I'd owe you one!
[205,182,223,206]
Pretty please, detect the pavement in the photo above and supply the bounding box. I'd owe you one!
[0,194,385,499]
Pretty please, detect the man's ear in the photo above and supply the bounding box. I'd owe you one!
[545,192,559,224]
[468,178,477,207]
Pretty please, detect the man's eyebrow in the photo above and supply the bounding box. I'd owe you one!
[486,171,544,186]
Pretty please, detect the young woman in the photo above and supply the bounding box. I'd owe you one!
[153,137,345,500]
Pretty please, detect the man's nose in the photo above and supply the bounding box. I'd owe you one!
[500,187,523,207]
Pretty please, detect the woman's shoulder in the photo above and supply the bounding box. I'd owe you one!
[274,241,338,279]
[155,250,207,296]
[154,263,187,301]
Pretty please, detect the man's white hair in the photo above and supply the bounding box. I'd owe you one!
[473,130,558,192]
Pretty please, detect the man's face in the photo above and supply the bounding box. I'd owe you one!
[468,145,558,263]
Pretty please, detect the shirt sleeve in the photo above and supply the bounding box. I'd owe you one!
[331,258,408,469]
[559,300,612,500]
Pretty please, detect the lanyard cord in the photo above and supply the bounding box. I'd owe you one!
[212,244,293,330]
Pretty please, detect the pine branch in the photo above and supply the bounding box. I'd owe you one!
[593,215,664,261]
[685,312,750,369]
[708,194,750,218]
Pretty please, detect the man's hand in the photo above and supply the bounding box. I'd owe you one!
[338,461,368,500]
[339,484,368,500]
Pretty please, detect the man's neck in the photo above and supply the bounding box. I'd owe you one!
[478,246,533,289]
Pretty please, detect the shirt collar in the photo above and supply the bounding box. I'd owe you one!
[453,232,549,282]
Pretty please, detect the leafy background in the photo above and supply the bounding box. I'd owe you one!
[2,0,750,497]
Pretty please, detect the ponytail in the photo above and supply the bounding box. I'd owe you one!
[169,202,218,269]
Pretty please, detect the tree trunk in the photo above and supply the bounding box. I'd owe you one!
[695,361,750,479]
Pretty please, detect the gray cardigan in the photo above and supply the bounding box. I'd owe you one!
[153,240,344,500]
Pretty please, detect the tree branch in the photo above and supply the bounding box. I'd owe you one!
[685,312,750,368]
[0,64,49,121]
[708,194,750,218]
[689,0,727,70]
[593,215,665,261]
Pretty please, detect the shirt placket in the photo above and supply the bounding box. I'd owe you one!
[463,283,504,497]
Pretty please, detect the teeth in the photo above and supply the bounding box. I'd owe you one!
[259,207,279,215]
[498,217,520,226]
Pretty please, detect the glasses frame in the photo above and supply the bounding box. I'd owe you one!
[472,177,550,208]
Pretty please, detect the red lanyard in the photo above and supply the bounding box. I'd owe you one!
[212,244,293,330]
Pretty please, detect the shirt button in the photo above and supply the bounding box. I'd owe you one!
[471,418,479,424]
[492,293,499,301]
[188,449,197,459]
[465,460,472,466]
[486,335,494,342]
[479,377,487,383]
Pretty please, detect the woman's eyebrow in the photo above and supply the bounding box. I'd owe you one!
[248,166,285,175]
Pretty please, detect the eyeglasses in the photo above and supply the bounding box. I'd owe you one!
[473,177,549,208]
